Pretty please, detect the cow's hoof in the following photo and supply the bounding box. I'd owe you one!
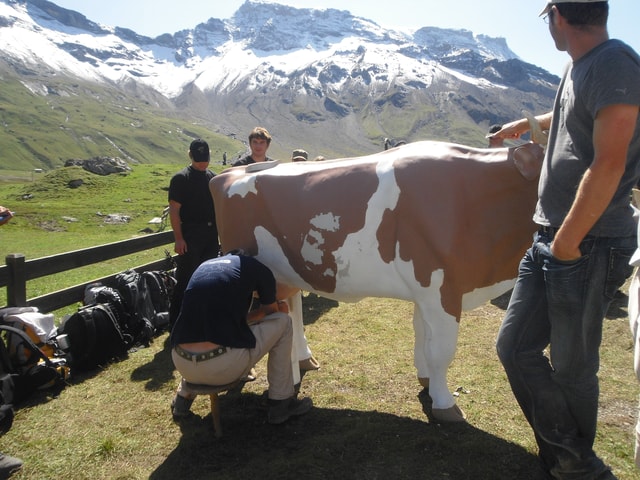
[432,405,467,423]
[417,388,467,423]
[299,356,320,372]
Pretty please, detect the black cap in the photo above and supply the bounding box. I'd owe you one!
[190,139,210,163]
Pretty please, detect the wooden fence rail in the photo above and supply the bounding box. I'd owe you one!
[0,231,174,313]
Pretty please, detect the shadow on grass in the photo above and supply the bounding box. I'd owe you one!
[490,289,512,311]
[129,334,174,390]
[149,390,548,480]
[301,292,339,325]
[490,287,629,320]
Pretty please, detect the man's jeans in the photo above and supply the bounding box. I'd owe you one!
[497,230,634,479]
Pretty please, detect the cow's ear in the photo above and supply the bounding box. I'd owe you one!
[513,144,544,181]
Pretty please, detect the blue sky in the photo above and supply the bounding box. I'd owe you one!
[52,0,639,77]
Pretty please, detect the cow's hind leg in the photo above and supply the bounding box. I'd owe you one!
[413,301,465,423]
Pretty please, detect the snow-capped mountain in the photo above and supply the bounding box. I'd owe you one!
[0,0,558,167]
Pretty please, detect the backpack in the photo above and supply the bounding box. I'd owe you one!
[59,303,132,371]
[0,325,68,404]
[0,333,16,435]
[84,284,133,337]
[141,270,176,330]
[113,269,155,345]
[0,308,57,371]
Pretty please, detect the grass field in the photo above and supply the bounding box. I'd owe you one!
[0,166,639,479]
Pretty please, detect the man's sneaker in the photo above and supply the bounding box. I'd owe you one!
[0,452,23,479]
[171,394,194,420]
[268,396,313,424]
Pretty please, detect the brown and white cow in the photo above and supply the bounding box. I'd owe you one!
[210,140,545,422]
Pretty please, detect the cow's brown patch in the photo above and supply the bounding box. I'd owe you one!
[211,162,380,292]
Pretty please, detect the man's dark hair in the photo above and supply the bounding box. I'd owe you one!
[248,127,272,145]
[555,2,608,28]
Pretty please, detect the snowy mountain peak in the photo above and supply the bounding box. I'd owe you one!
[0,0,559,164]
[0,0,536,98]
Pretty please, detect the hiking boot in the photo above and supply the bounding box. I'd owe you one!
[0,452,23,479]
[171,394,194,420]
[268,396,313,425]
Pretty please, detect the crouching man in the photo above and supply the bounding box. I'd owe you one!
[170,251,313,424]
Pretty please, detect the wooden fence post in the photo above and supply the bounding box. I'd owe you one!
[5,253,26,307]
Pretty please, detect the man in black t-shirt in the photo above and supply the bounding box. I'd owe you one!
[232,127,274,166]
[168,139,220,326]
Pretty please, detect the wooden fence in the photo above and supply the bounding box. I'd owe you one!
[0,231,174,313]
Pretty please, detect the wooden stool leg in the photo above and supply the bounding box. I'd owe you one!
[210,393,222,438]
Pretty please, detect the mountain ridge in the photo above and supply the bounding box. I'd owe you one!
[0,0,559,169]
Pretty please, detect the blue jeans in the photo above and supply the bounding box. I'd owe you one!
[496,230,634,480]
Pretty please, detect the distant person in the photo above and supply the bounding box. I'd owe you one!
[384,138,406,150]
[168,139,220,327]
[291,149,308,162]
[170,252,313,424]
[0,206,13,226]
[0,206,23,479]
[232,127,274,166]
[222,152,227,166]
[486,124,504,148]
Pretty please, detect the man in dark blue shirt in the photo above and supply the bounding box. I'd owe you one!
[170,252,313,424]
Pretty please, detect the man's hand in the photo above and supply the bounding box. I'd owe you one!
[277,300,289,314]
[174,239,187,255]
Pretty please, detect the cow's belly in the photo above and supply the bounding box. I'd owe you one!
[253,225,412,302]
[254,225,516,309]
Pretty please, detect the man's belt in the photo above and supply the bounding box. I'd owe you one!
[175,344,227,362]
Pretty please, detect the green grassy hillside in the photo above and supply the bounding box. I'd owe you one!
[0,74,243,173]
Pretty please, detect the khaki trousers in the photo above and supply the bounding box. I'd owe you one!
[172,312,295,400]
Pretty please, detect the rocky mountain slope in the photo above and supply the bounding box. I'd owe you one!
[0,0,559,169]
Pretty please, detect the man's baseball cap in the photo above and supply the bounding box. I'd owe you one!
[189,139,210,162]
[540,0,607,16]
[291,149,308,162]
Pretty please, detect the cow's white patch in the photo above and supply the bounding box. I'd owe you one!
[301,229,324,265]
[228,175,258,198]
[461,278,516,310]
[254,226,314,290]
[330,155,405,298]
[310,212,340,232]
[299,212,341,267]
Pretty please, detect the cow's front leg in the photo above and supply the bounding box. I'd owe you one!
[286,292,320,384]
[413,301,465,423]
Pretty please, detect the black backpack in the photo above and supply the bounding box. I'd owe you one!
[59,303,132,371]
[113,269,155,345]
[141,270,176,330]
[0,332,16,435]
